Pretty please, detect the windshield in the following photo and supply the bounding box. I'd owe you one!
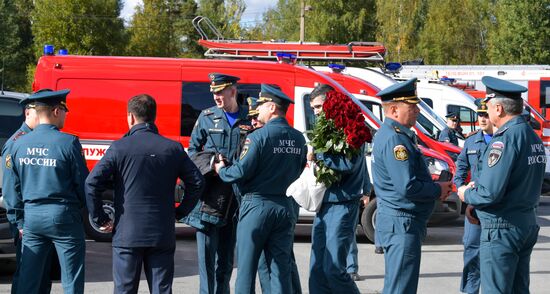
[419,100,447,126]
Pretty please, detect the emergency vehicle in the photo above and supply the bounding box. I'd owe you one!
[33,46,455,242]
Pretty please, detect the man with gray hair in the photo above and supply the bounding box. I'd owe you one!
[458,76,545,293]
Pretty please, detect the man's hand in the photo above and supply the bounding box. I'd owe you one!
[438,181,452,200]
[307,151,314,161]
[465,205,480,225]
[457,182,475,201]
[99,220,114,233]
[19,229,23,239]
[214,154,226,174]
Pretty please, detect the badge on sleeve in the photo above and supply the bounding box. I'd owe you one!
[487,141,504,168]
[240,138,251,160]
[5,154,12,169]
[393,145,408,161]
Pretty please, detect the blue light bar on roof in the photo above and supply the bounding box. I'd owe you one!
[44,45,55,56]
[385,62,402,73]
[58,49,68,55]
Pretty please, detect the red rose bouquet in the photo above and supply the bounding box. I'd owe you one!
[310,91,372,186]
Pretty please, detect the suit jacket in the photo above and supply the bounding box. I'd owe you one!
[85,123,204,247]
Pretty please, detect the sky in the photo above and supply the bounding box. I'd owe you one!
[121,0,277,26]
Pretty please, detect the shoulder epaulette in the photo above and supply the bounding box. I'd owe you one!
[393,126,402,133]
[203,108,214,116]
[12,131,27,141]
[465,129,480,138]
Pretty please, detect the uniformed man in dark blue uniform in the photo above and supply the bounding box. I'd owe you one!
[245,95,302,294]
[214,84,306,294]
[307,84,369,294]
[438,112,460,146]
[85,94,204,293]
[3,89,89,294]
[183,73,251,294]
[454,99,493,294]
[458,77,546,294]
[372,78,452,294]
[1,95,60,294]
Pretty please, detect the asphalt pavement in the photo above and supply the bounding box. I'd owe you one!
[1,196,549,293]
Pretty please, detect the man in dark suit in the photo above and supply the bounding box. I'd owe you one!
[85,94,204,293]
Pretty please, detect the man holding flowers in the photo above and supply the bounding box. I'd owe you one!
[307,84,371,294]
[372,78,453,294]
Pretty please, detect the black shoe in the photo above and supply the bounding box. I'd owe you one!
[349,272,362,281]
[374,246,384,254]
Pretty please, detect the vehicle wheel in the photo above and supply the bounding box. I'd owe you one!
[360,198,376,243]
[82,192,114,242]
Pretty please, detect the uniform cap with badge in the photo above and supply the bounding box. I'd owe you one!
[209,73,240,93]
[257,84,294,106]
[474,99,488,113]
[247,97,259,117]
[482,76,527,102]
[376,78,420,104]
[20,88,70,111]
[445,112,458,121]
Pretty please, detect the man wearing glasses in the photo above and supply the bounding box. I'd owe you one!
[453,99,493,294]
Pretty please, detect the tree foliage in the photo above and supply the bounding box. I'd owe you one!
[127,0,202,57]
[197,0,246,39]
[417,0,488,64]
[486,0,550,64]
[307,0,377,44]
[32,0,127,58]
[374,0,427,62]
[0,0,34,92]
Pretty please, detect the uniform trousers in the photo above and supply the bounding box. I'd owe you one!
[346,201,360,274]
[376,212,427,294]
[18,204,85,294]
[461,218,481,294]
[479,225,539,294]
[257,199,302,294]
[112,245,175,294]
[196,217,236,294]
[236,195,294,294]
[10,221,56,294]
[309,201,360,294]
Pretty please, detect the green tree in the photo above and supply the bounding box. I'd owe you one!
[127,0,202,57]
[32,0,127,58]
[253,0,300,41]
[307,0,377,44]
[0,0,34,92]
[374,0,427,62]
[417,0,489,64]
[197,0,246,39]
[487,0,550,64]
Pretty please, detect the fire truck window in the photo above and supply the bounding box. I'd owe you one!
[0,98,24,148]
[541,80,550,107]
[421,98,433,108]
[360,101,384,121]
[181,82,278,136]
[302,94,316,136]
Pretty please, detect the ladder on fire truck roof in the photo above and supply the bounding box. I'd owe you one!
[192,16,387,62]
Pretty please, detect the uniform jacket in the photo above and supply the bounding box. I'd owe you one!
[5,124,88,229]
[464,116,545,229]
[85,123,204,247]
[2,122,32,227]
[453,130,490,188]
[316,146,369,203]
[218,117,307,196]
[438,127,459,146]
[184,105,251,229]
[372,118,441,221]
